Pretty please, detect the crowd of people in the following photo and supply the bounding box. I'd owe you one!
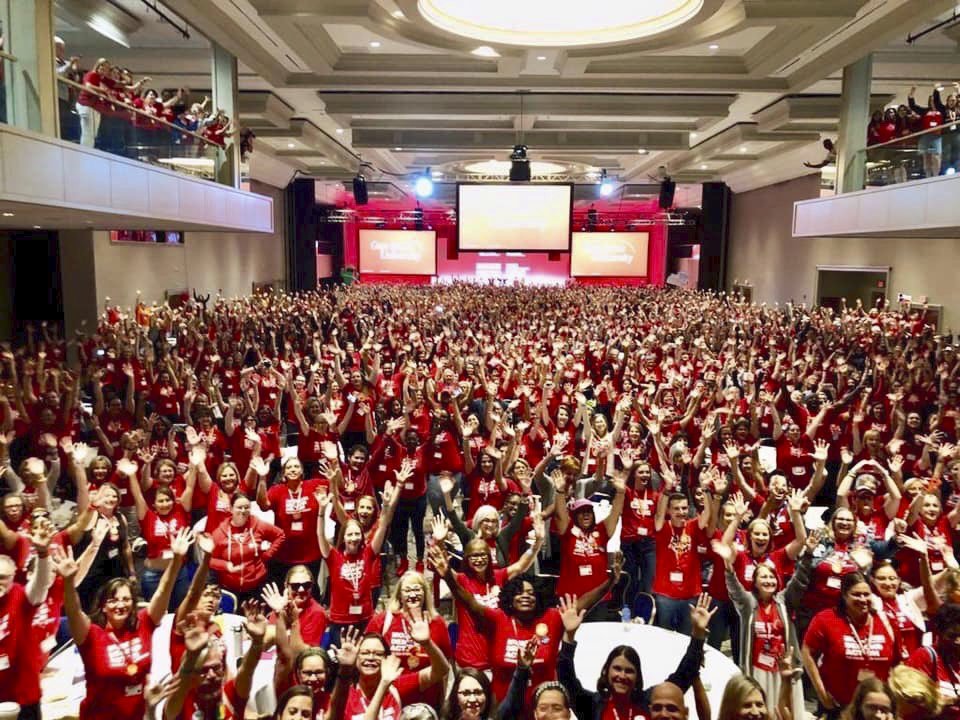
[1,283,960,720]
[53,37,238,162]
[867,82,960,179]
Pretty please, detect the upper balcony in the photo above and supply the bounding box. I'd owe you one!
[794,119,960,239]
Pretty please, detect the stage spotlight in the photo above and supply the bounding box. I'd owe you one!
[415,169,434,198]
[599,169,614,196]
[509,144,530,182]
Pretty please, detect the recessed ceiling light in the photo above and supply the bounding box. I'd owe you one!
[392,10,404,18]
[637,148,647,154]
[1,212,13,217]
[369,41,381,48]
[690,132,698,139]
[33,225,41,229]
[394,147,403,151]
[335,128,344,134]
[536,55,547,61]
[700,164,708,170]
[287,142,295,148]
[739,146,747,153]
[708,43,719,50]
[471,45,501,58]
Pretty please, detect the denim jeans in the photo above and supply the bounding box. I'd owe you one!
[140,563,191,610]
[391,495,428,561]
[655,593,695,635]
[708,598,740,659]
[621,536,656,602]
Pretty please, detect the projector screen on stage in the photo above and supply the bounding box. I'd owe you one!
[570,232,649,277]
[457,184,572,251]
[359,230,437,275]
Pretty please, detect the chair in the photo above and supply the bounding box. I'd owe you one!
[631,592,656,625]
[219,589,239,614]
[448,622,458,649]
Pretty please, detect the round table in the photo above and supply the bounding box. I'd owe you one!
[571,622,741,719]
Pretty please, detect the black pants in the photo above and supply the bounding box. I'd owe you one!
[18,703,40,720]
[391,496,427,562]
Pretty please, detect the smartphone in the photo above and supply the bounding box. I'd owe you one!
[95,348,105,358]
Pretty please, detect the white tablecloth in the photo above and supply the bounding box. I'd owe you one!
[572,622,741,719]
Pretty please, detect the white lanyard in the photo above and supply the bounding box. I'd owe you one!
[847,616,875,660]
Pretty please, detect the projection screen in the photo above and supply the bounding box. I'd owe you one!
[570,232,649,277]
[359,230,437,275]
[457,184,572,251]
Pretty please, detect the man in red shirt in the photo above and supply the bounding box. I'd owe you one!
[652,472,714,635]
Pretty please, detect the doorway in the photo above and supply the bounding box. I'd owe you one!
[816,265,890,312]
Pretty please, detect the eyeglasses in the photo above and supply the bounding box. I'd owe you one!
[458,690,485,698]
[300,669,325,678]
[288,582,312,592]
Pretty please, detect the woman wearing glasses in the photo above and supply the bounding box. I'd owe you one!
[443,670,496,720]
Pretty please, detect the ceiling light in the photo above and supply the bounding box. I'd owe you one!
[464,159,566,176]
[394,146,403,151]
[690,132,698,139]
[1,212,13,217]
[33,225,41,229]
[369,41,381,48]
[637,148,648,154]
[708,43,719,50]
[392,10,405,18]
[431,170,444,178]
[287,142,295,148]
[421,0,705,47]
[598,169,614,196]
[739,146,747,153]
[536,55,547,61]
[700,164,708,170]
[415,169,434,198]
[335,128,344,134]
[471,45,501,58]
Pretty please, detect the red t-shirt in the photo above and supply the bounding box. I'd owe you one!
[266,479,323,564]
[326,545,378,623]
[733,547,793,591]
[79,608,158,720]
[205,483,234,536]
[344,674,418,720]
[0,584,40,705]
[555,523,610,598]
[365,611,451,706]
[176,677,247,720]
[621,487,658,542]
[269,598,328,647]
[141,507,191,559]
[906,646,960,720]
[804,608,898,706]
[454,568,509,669]
[751,601,787,673]
[653,519,706,599]
[483,606,563,705]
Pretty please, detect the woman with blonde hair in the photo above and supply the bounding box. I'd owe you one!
[839,676,894,720]
[717,674,777,720]
[887,665,942,720]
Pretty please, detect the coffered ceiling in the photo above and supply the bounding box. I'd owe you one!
[57,0,960,193]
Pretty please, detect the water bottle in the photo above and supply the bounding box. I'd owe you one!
[620,606,631,624]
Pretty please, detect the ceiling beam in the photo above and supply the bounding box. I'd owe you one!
[351,128,689,152]
[333,54,498,73]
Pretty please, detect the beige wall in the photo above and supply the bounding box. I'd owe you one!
[92,181,286,310]
[727,174,960,329]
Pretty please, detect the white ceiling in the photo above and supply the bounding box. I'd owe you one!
[54,0,960,194]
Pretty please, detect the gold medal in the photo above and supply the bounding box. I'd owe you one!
[407,654,420,669]
[126,662,139,676]
[535,623,548,638]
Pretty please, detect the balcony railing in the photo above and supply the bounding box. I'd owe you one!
[56,77,228,180]
[860,120,960,188]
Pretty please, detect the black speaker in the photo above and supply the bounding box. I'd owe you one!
[352,176,368,205]
[286,179,320,291]
[659,178,676,209]
[698,181,731,292]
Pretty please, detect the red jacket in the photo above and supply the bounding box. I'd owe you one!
[208,516,285,592]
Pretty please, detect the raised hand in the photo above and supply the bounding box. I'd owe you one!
[558,593,585,636]
[840,446,854,466]
[249,455,270,477]
[50,544,79,579]
[549,469,567,495]
[689,593,718,639]
[787,488,807,514]
[380,655,403,684]
[241,600,268,643]
[408,612,431,645]
[169,528,194,557]
[337,626,362,667]
[195,532,215,556]
[261,582,288,614]
[28,517,54,553]
[898,533,928,556]
[710,539,736,566]
[427,543,449,576]
[177,612,211,653]
[812,439,829,463]
[516,636,540,668]
[431,515,449,542]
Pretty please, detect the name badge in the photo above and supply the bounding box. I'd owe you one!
[434,452,443,459]
[345,501,355,510]
[124,683,144,697]
[291,521,304,532]
[757,653,776,669]
[826,576,842,589]
[932,561,945,571]
[744,565,755,582]
[41,636,56,653]
[404,482,414,490]
[108,548,119,559]
[349,605,362,615]
[791,466,805,475]
[162,550,174,560]
[670,571,684,584]
[0,655,9,670]
[638,527,648,536]
[579,565,593,576]
[379,465,387,472]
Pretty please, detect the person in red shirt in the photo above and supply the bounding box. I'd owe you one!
[196,461,243,533]
[366,570,452,707]
[0,518,54,719]
[207,493,285,604]
[434,543,617,704]
[259,456,324,585]
[652,469,714,635]
[263,566,329,647]
[161,600,267,720]
[53,526,192,720]
[327,620,450,720]
[802,571,900,715]
[905,602,960,719]
[550,468,625,608]
[619,460,659,599]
